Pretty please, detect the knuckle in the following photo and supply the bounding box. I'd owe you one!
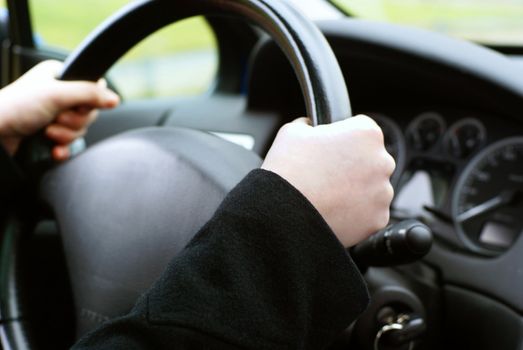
[36,59,61,71]
[362,116,381,131]
[278,119,310,139]
[364,124,385,143]
[354,114,377,126]
[352,125,383,144]
[76,83,104,105]
[278,122,294,137]
[384,152,396,175]
[91,87,105,104]
[385,182,395,203]
[375,151,395,176]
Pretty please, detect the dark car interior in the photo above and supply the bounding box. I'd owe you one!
[0,0,522,349]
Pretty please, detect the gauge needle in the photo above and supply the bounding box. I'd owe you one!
[456,190,516,223]
[423,205,453,224]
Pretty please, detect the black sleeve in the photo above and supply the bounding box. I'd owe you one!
[73,169,369,349]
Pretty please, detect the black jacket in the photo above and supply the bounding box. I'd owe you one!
[71,169,369,349]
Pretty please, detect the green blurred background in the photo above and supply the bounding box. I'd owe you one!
[333,0,523,45]
[27,0,523,52]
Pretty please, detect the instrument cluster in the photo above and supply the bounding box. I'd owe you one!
[368,111,523,257]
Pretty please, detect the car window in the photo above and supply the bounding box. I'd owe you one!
[331,0,523,46]
[29,0,218,100]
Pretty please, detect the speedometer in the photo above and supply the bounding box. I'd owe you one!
[452,137,523,255]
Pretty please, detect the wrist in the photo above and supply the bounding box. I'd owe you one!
[0,85,27,156]
[0,113,19,157]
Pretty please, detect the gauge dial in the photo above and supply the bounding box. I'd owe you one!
[407,112,446,151]
[445,118,486,159]
[452,137,523,255]
[369,113,406,188]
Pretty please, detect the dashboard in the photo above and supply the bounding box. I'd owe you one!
[369,110,523,257]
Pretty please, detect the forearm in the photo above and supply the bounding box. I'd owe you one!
[74,169,369,349]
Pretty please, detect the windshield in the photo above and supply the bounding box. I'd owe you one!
[330,0,523,46]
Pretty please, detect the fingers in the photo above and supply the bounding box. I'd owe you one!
[46,110,96,142]
[41,61,114,161]
[46,123,83,162]
[3,60,118,161]
[55,109,98,130]
[46,123,86,145]
[52,145,70,161]
[46,109,98,161]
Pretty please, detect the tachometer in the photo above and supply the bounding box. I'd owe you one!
[406,112,446,151]
[452,137,523,255]
[444,118,486,159]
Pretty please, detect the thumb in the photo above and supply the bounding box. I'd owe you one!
[50,81,120,111]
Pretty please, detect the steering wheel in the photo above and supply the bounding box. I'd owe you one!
[0,0,351,347]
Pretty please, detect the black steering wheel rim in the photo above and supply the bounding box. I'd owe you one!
[60,0,352,124]
[1,0,352,348]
